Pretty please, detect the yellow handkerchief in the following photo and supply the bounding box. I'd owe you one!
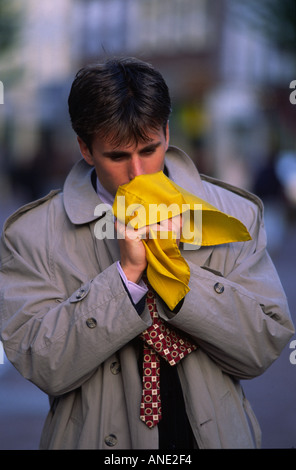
[113,171,251,310]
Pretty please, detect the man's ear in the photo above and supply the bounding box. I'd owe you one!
[77,137,94,166]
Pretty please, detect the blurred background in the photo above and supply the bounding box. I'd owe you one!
[0,0,295,449]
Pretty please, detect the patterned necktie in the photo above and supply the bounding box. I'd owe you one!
[139,284,197,428]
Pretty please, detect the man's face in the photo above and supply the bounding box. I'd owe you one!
[78,124,169,196]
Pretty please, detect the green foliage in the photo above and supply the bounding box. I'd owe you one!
[0,0,22,56]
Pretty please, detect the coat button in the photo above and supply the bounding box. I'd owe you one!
[110,361,121,375]
[76,286,89,300]
[86,317,97,328]
[104,434,117,447]
[214,282,224,294]
[76,289,85,300]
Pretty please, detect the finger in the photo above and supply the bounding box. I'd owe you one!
[125,224,149,241]
[151,215,183,237]
[115,219,126,239]
[115,219,149,241]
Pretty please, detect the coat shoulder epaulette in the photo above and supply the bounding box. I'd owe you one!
[3,189,62,231]
[200,174,263,214]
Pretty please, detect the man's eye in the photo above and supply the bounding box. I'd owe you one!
[110,154,127,161]
[142,148,155,155]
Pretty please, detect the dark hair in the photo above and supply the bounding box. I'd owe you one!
[68,57,172,151]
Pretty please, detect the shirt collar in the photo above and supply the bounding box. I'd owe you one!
[96,176,114,206]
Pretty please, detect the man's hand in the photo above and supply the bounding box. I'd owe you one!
[150,214,183,246]
[115,220,149,284]
[115,214,183,284]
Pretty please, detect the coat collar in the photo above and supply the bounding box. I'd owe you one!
[63,146,207,225]
[165,146,208,199]
[63,159,101,225]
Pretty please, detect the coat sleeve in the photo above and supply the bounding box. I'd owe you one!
[0,208,152,396]
[164,197,294,380]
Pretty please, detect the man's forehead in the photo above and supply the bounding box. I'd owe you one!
[94,128,164,152]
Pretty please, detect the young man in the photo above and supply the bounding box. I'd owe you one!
[0,57,294,449]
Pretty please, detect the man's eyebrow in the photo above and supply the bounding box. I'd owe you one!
[102,141,162,158]
[102,149,131,158]
[139,141,161,153]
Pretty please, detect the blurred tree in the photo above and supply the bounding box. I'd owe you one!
[0,0,24,87]
[0,0,22,56]
[228,0,296,54]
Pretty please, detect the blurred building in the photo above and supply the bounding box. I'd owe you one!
[0,0,76,202]
[0,0,295,203]
[70,0,296,187]
[71,0,224,176]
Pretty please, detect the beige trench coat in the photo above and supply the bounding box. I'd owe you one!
[0,147,294,449]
